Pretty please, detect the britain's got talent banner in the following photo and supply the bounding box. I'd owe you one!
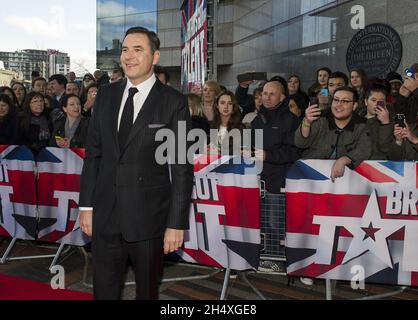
[181,0,207,93]
[0,145,37,240]
[176,154,261,270]
[0,146,89,246]
[0,147,261,271]
[286,160,418,286]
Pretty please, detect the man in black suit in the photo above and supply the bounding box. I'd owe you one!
[78,27,193,300]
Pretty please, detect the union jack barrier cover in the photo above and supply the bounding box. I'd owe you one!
[0,145,36,240]
[286,160,418,286]
[1,148,261,271]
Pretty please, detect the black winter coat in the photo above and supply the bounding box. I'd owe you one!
[251,103,301,193]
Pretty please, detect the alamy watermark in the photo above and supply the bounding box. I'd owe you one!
[350,265,365,290]
[153,122,264,174]
[50,265,65,290]
[351,5,365,30]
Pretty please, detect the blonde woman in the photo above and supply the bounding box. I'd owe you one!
[188,93,210,134]
[202,80,222,121]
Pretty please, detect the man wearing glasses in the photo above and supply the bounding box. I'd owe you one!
[295,86,372,182]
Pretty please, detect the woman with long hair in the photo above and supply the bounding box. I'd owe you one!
[81,83,99,117]
[0,86,19,111]
[202,80,222,121]
[288,74,309,115]
[307,67,332,97]
[350,68,368,117]
[12,82,27,112]
[16,92,52,154]
[80,73,96,104]
[210,90,243,155]
[0,94,17,145]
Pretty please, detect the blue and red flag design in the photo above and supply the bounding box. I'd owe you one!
[35,147,90,246]
[0,145,37,240]
[176,155,261,271]
[285,160,418,286]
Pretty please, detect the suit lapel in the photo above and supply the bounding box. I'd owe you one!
[110,79,127,154]
[120,79,164,155]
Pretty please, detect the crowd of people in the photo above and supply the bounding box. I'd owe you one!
[1,64,417,198]
[1,60,417,282]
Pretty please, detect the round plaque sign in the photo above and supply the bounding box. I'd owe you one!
[346,23,402,78]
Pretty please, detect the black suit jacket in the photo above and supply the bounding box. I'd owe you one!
[79,78,193,242]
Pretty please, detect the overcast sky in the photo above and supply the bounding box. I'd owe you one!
[0,0,96,75]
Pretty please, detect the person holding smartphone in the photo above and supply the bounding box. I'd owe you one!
[82,83,99,117]
[363,85,393,159]
[295,86,372,182]
[379,112,418,161]
[395,63,418,124]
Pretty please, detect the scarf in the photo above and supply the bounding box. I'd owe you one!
[65,116,81,141]
[30,115,50,141]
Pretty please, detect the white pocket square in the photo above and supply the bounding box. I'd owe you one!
[148,124,166,129]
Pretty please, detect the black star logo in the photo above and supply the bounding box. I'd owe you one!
[361,222,381,241]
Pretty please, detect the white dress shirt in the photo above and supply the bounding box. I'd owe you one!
[117,73,157,131]
[79,74,157,213]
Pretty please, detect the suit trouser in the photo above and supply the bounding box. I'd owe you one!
[92,210,164,300]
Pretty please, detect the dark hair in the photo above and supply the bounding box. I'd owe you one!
[85,83,99,94]
[308,68,332,97]
[23,91,47,115]
[83,73,95,81]
[317,67,332,78]
[31,70,40,78]
[32,77,47,88]
[365,84,389,100]
[350,68,368,89]
[333,86,359,102]
[288,74,301,90]
[60,94,81,109]
[411,63,418,75]
[112,67,125,78]
[253,87,263,98]
[365,77,391,97]
[49,74,68,87]
[66,81,80,89]
[124,26,160,53]
[0,93,15,116]
[0,86,19,107]
[329,72,349,86]
[154,65,170,83]
[11,82,27,100]
[213,91,242,131]
[269,76,289,96]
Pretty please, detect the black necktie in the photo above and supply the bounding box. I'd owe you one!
[118,87,138,148]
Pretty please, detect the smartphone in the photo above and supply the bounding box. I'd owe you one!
[237,73,253,83]
[309,96,319,106]
[320,88,329,97]
[405,68,415,78]
[395,113,406,128]
[376,100,385,108]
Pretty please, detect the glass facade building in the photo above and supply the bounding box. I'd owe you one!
[222,0,418,90]
[97,0,157,71]
[97,0,418,91]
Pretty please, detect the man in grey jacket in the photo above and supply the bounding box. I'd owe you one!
[295,86,372,182]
